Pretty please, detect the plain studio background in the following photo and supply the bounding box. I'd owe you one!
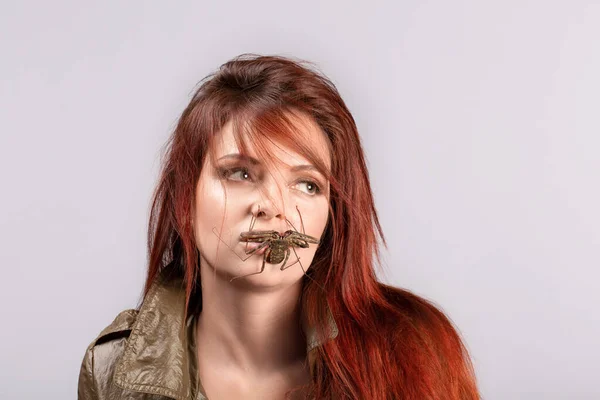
[1,1,598,399]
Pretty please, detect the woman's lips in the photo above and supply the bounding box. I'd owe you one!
[241,242,267,255]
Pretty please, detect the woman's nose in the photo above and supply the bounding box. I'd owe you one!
[250,180,291,223]
[250,198,285,221]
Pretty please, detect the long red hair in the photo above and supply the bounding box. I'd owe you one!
[142,53,480,399]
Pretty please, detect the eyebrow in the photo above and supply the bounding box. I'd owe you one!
[217,153,321,174]
[217,153,261,165]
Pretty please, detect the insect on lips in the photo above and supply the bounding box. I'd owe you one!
[241,228,319,262]
[211,205,320,282]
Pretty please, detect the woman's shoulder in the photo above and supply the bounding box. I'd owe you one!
[77,309,139,400]
[93,309,139,343]
[83,308,139,354]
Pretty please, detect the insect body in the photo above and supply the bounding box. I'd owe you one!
[211,205,321,282]
[240,230,319,266]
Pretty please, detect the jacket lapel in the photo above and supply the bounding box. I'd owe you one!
[113,269,194,400]
[113,267,338,400]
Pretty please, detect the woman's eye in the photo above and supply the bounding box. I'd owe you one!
[296,180,321,196]
[222,167,252,182]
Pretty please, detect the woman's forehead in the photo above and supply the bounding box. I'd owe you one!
[210,113,331,169]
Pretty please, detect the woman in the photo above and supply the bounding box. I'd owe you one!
[78,54,480,399]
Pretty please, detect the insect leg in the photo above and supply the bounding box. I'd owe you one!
[284,205,306,235]
[284,217,299,233]
[290,246,327,294]
[230,248,270,282]
[280,248,302,270]
[296,205,306,234]
[279,248,292,270]
[243,240,270,256]
[211,227,265,262]
[245,206,259,252]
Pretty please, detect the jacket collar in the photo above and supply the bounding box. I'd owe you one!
[113,267,338,400]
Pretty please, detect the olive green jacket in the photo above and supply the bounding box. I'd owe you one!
[77,269,339,400]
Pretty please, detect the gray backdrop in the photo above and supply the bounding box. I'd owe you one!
[1,1,598,399]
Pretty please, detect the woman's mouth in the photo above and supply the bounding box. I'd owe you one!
[241,242,268,255]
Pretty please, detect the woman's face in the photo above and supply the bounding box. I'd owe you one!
[193,113,331,288]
